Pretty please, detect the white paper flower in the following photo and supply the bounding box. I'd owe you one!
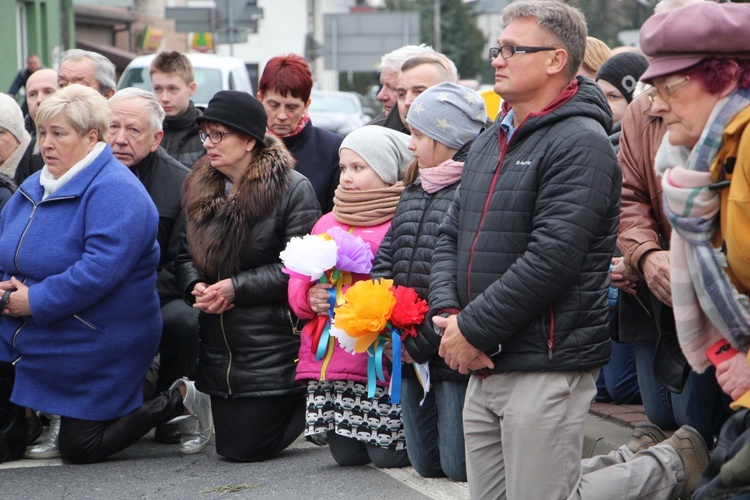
[330,324,358,355]
[280,234,338,281]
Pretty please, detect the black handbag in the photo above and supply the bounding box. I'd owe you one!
[0,362,28,463]
[615,280,659,343]
[650,293,690,394]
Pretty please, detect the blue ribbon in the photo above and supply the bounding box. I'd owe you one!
[389,328,402,404]
[314,288,338,362]
[367,346,377,398]
[367,339,388,399]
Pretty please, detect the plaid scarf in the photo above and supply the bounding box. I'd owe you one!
[656,87,750,372]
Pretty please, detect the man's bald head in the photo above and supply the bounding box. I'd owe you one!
[26,68,59,120]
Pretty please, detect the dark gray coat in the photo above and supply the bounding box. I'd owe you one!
[429,77,620,373]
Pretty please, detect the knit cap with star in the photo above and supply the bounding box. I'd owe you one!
[405,81,487,150]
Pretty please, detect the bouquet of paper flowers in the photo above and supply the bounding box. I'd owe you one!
[330,278,429,404]
[280,226,374,363]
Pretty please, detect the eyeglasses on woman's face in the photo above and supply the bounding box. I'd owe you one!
[489,45,556,61]
[199,130,233,144]
[648,76,690,104]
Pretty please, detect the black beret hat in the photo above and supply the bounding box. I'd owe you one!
[196,90,268,148]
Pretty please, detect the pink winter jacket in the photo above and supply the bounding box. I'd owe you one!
[290,212,391,384]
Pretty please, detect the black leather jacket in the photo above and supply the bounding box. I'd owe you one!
[176,137,320,399]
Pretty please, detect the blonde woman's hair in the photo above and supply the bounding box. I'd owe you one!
[581,37,612,76]
[35,84,110,141]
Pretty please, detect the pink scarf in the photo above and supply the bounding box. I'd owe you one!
[419,159,463,194]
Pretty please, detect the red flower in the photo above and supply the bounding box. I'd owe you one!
[389,286,429,340]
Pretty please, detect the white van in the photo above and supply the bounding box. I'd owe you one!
[117,53,253,108]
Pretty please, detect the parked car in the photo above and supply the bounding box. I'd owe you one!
[308,91,372,136]
[117,53,253,108]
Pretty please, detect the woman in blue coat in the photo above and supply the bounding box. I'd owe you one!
[0,84,210,464]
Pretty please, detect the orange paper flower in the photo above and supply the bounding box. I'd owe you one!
[334,279,396,353]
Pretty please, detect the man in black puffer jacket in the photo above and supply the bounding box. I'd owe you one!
[429,2,620,498]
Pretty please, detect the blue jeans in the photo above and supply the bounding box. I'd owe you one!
[595,340,641,404]
[635,339,731,445]
[401,376,468,481]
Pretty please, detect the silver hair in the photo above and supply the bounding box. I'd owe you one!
[109,87,165,135]
[379,44,459,82]
[502,0,587,80]
[380,45,436,72]
[654,0,704,14]
[60,49,117,95]
[35,84,110,142]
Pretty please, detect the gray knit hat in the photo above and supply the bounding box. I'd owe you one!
[339,126,411,185]
[0,93,27,143]
[406,82,487,150]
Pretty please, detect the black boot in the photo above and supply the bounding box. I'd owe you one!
[154,423,181,444]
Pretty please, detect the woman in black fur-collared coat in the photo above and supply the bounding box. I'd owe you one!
[175,91,320,462]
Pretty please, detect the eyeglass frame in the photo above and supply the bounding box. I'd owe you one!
[199,130,234,144]
[489,45,557,61]
[648,76,690,104]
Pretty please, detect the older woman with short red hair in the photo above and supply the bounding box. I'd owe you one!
[257,54,342,213]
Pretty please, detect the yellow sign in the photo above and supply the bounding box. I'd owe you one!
[480,88,502,121]
[140,25,164,51]
[191,32,214,53]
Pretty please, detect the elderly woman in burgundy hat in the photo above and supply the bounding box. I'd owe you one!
[641,1,750,397]
[639,3,750,496]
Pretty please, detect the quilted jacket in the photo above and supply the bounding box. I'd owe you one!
[429,77,621,373]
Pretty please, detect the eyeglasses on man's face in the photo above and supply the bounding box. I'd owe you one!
[648,76,690,104]
[489,45,556,61]
[199,130,233,144]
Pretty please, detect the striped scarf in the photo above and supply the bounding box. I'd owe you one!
[656,87,750,372]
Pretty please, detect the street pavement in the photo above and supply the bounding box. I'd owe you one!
[0,432,469,500]
[0,403,641,499]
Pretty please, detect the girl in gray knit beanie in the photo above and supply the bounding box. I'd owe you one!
[0,93,31,179]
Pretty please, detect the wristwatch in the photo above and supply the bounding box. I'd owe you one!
[433,312,452,337]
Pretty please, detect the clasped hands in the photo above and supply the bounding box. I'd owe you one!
[192,279,235,314]
[610,256,638,295]
[435,314,494,374]
[0,277,30,317]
